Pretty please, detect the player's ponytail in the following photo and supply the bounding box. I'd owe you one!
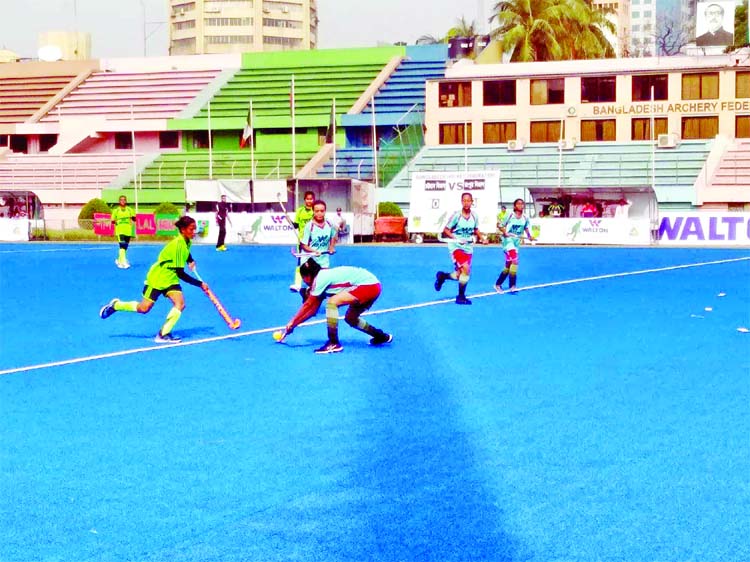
[175,216,196,231]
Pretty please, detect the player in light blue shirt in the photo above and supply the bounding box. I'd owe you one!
[434,192,488,305]
[278,260,392,354]
[496,198,535,293]
[300,200,337,269]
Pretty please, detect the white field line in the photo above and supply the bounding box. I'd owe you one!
[2,256,748,376]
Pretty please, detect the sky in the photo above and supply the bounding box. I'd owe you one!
[0,0,493,59]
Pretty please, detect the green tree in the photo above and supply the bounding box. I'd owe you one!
[490,0,615,61]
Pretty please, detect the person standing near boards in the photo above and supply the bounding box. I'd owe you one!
[111,195,136,269]
[215,194,231,251]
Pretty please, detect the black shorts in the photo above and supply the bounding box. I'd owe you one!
[142,283,182,302]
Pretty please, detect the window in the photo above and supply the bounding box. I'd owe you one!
[483,122,516,143]
[193,131,211,149]
[530,78,564,105]
[114,132,132,150]
[9,135,28,153]
[633,10,640,18]
[736,116,750,138]
[581,119,616,141]
[439,81,472,107]
[263,36,302,46]
[682,73,719,100]
[530,120,562,142]
[263,18,302,28]
[205,17,252,26]
[644,10,652,17]
[206,35,253,44]
[632,24,640,32]
[173,20,196,30]
[159,131,179,149]
[631,117,668,140]
[38,134,58,152]
[483,80,516,106]
[632,74,668,101]
[439,123,472,144]
[736,72,750,98]
[681,116,718,139]
[581,77,616,103]
[0,135,7,147]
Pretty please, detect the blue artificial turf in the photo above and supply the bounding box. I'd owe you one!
[1,243,748,561]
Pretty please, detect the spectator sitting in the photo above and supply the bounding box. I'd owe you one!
[580,200,598,218]
[547,199,564,218]
[335,207,349,237]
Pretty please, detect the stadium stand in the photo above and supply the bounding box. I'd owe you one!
[378,140,714,210]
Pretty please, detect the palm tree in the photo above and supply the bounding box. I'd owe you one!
[490,0,614,61]
[445,16,478,40]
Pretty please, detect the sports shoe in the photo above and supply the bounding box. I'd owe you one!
[115,259,125,269]
[434,271,447,292]
[455,296,472,305]
[220,245,227,251]
[122,261,131,269]
[314,341,343,354]
[369,333,393,346]
[289,284,301,293]
[494,285,504,294]
[154,332,182,344]
[99,298,119,319]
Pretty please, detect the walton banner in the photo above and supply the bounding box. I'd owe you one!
[657,212,750,246]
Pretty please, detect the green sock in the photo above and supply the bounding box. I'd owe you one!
[160,307,181,335]
[118,248,125,262]
[114,301,138,312]
[294,267,302,286]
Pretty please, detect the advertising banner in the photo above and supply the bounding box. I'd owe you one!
[531,217,653,245]
[408,170,500,234]
[657,212,750,246]
[0,218,29,241]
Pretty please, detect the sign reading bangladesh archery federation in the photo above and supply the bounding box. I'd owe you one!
[408,170,500,234]
[592,100,750,116]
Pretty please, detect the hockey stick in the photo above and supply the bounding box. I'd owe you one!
[193,268,242,330]
[290,247,334,259]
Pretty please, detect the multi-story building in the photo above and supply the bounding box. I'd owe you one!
[426,53,750,146]
[168,0,318,55]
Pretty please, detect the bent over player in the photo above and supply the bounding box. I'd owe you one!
[434,191,487,305]
[99,216,208,343]
[278,259,392,354]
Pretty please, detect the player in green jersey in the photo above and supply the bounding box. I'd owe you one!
[111,195,136,269]
[289,191,316,291]
[99,216,208,343]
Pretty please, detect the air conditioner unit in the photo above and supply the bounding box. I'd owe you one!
[657,133,680,148]
[507,139,525,151]
[558,139,576,150]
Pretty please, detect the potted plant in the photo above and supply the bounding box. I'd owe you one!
[374,202,408,242]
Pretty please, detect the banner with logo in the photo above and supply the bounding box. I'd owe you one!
[530,217,653,245]
[657,212,750,246]
[408,170,500,234]
[0,218,29,241]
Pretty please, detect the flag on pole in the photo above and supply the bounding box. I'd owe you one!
[240,100,253,148]
[290,74,296,178]
[325,99,336,144]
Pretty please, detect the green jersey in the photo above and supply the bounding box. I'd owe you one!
[111,206,135,237]
[295,205,314,238]
[145,235,192,290]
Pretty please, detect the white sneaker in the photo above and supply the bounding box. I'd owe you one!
[122,261,131,269]
[289,284,300,292]
[115,259,124,269]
